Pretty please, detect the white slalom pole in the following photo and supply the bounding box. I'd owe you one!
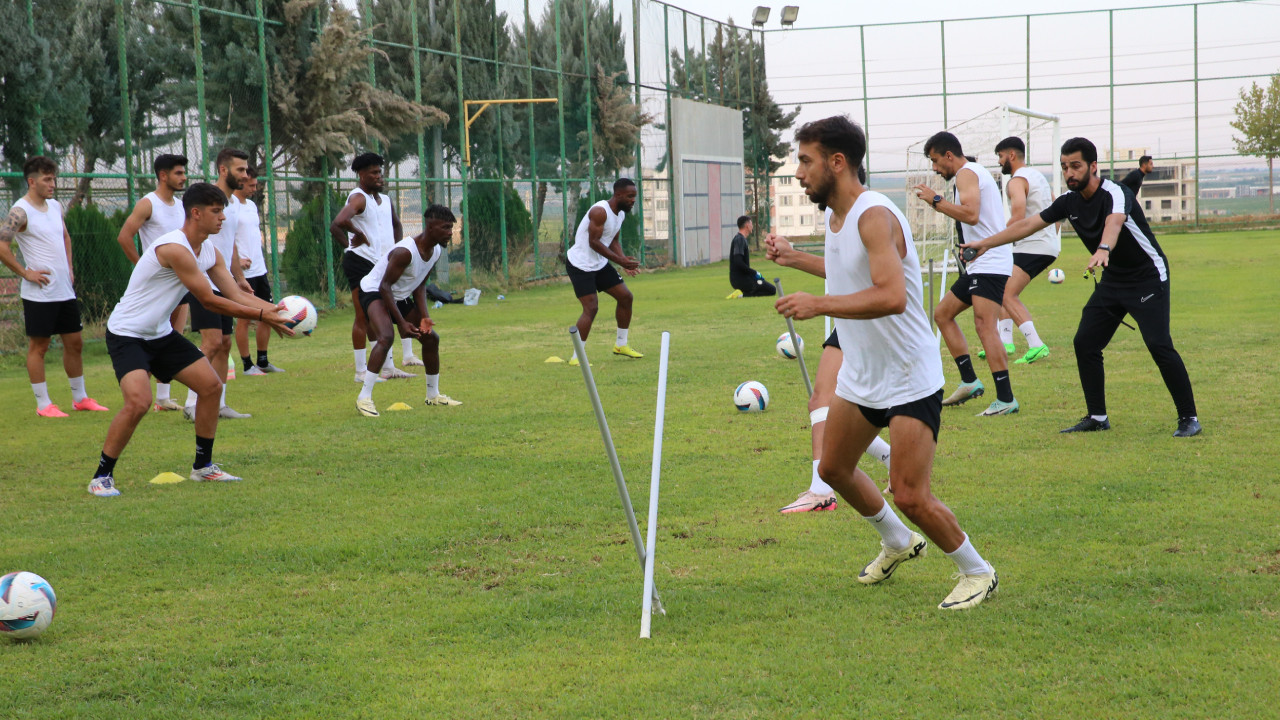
[640,331,670,639]
[570,328,664,615]
[774,278,814,399]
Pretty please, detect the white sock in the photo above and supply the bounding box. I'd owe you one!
[375,342,396,369]
[359,370,379,400]
[862,502,914,551]
[69,376,87,403]
[1019,321,1043,348]
[945,533,993,575]
[616,328,628,346]
[1091,414,1108,422]
[808,459,834,495]
[156,382,171,401]
[354,348,367,374]
[402,338,415,358]
[186,388,197,408]
[867,435,891,470]
[998,319,1014,345]
[32,381,52,410]
[426,373,440,399]
[220,384,227,408]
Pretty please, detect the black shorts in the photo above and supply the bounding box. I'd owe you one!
[1013,253,1056,281]
[566,261,624,298]
[23,298,83,338]
[359,290,417,320]
[343,252,376,292]
[188,290,234,335]
[823,328,841,350]
[105,330,207,384]
[950,273,1007,306]
[857,389,944,442]
[247,274,273,303]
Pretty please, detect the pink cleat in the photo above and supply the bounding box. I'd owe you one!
[74,397,109,412]
[37,404,69,418]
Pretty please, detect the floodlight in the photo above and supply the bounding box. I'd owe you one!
[780,6,799,27]
[751,6,770,28]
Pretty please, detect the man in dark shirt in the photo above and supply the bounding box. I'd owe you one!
[961,137,1200,437]
[1120,155,1153,194]
[728,215,776,297]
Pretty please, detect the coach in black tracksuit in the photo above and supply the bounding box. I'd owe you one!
[728,215,776,297]
[960,137,1200,438]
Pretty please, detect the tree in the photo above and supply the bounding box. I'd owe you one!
[1,1,52,200]
[1231,72,1280,215]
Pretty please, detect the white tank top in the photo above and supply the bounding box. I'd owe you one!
[233,196,268,279]
[360,238,442,301]
[345,188,396,264]
[108,229,217,340]
[568,200,624,272]
[954,161,1012,276]
[204,189,240,289]
[1010,167,1061,257]
[13,197,75,302]
[138,191,185,252]
[826,193,944,409]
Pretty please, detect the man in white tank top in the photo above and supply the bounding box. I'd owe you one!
[994,136,1059,365]
[566,178,643,362]
[913,131,1020,416]
[769,116,998,610]
[352,205,459,417]
[330,152,417,382]
[232,169,285,376]
[116,152,190,410]
[88,182,295,497]
[0,156,108,417]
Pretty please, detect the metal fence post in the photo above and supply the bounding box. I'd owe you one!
[1193,4,1200,228]
[1108,9,1115,181]
[322,157,335,308]
[525,0,541,278]
[494,3,509,282]
[26,0,44,150]
[255,0,281,299]
[555,0,570,255]
[583,0,597,203]
[192,0,210,180]
[632,0,645,265]
[411,0,428,228]
[115,0,136,207]
[453,0,470,284]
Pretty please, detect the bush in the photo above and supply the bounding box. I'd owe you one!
[467,182,533,273]
[280,192,345,298]
[66,204,132,323]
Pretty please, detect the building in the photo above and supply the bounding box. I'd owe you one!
[765,151,824,239]
[1102,147,1197,223]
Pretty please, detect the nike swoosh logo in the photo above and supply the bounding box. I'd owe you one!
[1141,294,1155,302]
[1069,215,1078,220]
[941,590,985,608]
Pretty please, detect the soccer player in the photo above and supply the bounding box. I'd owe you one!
[232,168,284,375]
[567,178,643,363]
[330,152,415,384]
[727,215,776,298]
[912,132,1019,416]
[1121,155,1153,195]
[991,136,1059,365]
[0,156,108,417]
[182,148,254,420]
[961,137,1201,437]
[117,153,190,410]
[89,182,294,497]
[355,205,461,417]
[771,116,997,609]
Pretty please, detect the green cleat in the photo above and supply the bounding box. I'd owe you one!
[977,342,1016,360]
[978,398,1020,416]
[1013,345,1050,364]
[942,380,985,406]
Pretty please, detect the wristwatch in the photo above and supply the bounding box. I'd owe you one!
[931,194,942,208]
[1098,243,1112,252]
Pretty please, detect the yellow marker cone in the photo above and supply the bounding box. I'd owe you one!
[545,356,565,363]
[386,402,413,411]
[149,471,186,485]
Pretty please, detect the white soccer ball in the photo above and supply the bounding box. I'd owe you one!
[775,332,804,360]
[279,295,318,337]
[1048,268,1065,284]
[1,571,56,641]
[733,381,770,413]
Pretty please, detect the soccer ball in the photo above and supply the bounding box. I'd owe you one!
[279,295,318,337]
[0,571,56,641]
[733,381,770,412]
[776,332,804,360]
[1048,268,1065,284]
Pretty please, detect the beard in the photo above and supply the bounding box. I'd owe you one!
[1000,161,1013,175]
[1065,175,1086,191]
[804,176,833,212]
[225,173,242,191]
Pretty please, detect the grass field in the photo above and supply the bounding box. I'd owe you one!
[2,230,1279,718]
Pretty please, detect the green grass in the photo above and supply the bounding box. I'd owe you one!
[1198,195,1278,216]
[2,230,1279,718]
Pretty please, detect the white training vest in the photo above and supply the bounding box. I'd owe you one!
[1010,167,1061,258]
[826,193,945,409]
[137,191,185,253]
[360,238,442,301]
[233,196,267,279]
[955,161,1012,276]
[108,229,217,340]
[13,197,75,302]
[568,200,624,272]
[345,187,396,265]
[204,189,240,289]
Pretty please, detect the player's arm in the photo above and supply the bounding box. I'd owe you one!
[585,207,639,271]
[115,197,151,264]
[938,168,980,224]
[391,202,403,242]
[161,245,292,334]
[1007,176,1029,223]
[233,207,257,269]
[330,193,367,247]
[1088,213,1126,272]
[412,281,434,335]
[764,233,825,278]
[960,214,1051,257]
[0,207,49,285]
[776,207,904,321]
[378,248,421,338]
[206,249,279,314]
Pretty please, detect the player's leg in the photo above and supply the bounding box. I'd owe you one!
[172,354,239,481]
[234,313,252,371]
[89,369,152,497]
[972,291,1017,415]
[356,296,394,416]
[780,345,843,513]
[154,305,188,410]
[935,289,983,405]
[572,288,599,359]
[352,287,368,375]
[1123,282,1199,436]
[408,302,460,406]
[213,321,249,419]
[602,272,642,358]
[1063,285,1124,433]
[60,329,106,412]
[26,334,63,416]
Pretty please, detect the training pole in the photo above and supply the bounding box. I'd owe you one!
[774,278,814,398]
[640,331,670,639]
[570,328,664,616]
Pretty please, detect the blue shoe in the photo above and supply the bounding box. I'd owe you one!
[978,398,1020,416]
[942,380,985,406]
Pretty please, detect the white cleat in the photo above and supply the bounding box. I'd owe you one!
[190,463,243,482]
[939,570,999,610]
[356,397,380,417]
[88,476,121,497]
[219,405,252,419]
[380,365,416,380]
[856,532,927,585]
[402,353,425,367]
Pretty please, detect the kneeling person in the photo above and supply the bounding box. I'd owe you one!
[356,205,460,417]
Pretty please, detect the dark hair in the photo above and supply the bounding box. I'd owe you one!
[965,155,977,163]
[1139,155,1152,166]
[1060,137,1098,164]
[423,204,456,223]
[737,215,751,229]
[994,136,1025,156]
[352,152,384,173]
[23,156,57,179]
[794,115,866,176]
[613,178,636,193]
[924,131,964,159]
[215,148,249,173]
[245,166,259,180]
[153,153,188,176]
[858,165,867,184]
[182,182,227,216]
